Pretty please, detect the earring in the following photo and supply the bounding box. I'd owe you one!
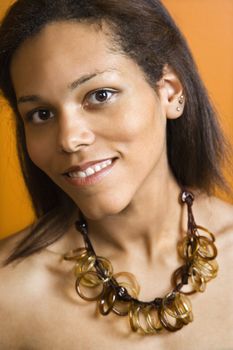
[176,95,184,112]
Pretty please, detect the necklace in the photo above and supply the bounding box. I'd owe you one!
[63,191,218,334]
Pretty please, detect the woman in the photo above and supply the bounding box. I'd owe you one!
[0,0,232,349]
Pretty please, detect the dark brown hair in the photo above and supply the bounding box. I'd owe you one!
[0,0,227,265]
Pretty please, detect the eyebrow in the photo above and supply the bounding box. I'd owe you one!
[17,69,117,105]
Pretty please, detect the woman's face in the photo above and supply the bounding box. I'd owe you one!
[11,21,172,219]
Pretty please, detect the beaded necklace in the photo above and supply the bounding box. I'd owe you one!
[63,191,218,334]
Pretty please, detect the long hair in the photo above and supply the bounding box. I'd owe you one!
[0,0,227,265]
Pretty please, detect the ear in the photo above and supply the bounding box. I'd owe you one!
[156,65,185,120]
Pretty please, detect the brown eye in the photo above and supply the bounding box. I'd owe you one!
[26,109,55,124]
[86,89,117,106]
[95,90,109,102]
[37,110,51,120]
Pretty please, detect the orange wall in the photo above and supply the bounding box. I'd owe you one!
[0,0,233,238]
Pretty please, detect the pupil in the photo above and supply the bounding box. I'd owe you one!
[39,110,50,120]
[96,91,107,102]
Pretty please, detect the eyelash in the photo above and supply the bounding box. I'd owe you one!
[25,88,118,124]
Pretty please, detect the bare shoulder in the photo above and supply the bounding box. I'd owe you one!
[194,193,233,233]
[0,226,33,348]
[208,196,233,264]
[194,193,233,262]
[0,225,54,349]
[0,225,33,264]
[0,225,85,349]
[209,195,233,227]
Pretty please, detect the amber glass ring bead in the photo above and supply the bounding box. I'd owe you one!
[98,287,117,315]
[75,271,106,301]
[63,247,88,261]
[129,304,155,334]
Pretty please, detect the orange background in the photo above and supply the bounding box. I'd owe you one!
[0,0,233,238]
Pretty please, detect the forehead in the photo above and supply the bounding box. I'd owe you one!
[12,20,116,60]
[13,21,112,62]
[10,21,120,89]
[10,20,151,102]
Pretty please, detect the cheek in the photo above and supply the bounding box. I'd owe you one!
[25,131,54,173]
[116,105,167,188]
[111,99,166,155]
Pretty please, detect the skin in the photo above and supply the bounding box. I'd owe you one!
[0,21,233,350]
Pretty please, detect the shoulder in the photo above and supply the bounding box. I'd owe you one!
[0,225,82,349]
[0,227,28,347]
[194,192,233,235]
[194,193,233,263]
[207,196,233,263]
[194,193,233,235]
[0,225,32,265]
[0,225,55,348]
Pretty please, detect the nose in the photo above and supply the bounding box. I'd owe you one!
[57,113,95,153]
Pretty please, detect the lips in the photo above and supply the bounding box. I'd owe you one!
[62,157,117,175]
[63,157,117,187]
[66,159,114,178]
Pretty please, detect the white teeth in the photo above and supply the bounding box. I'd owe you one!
[67,159,114,178]
[79,172,87,178]
[102,160,112,168]
[85,167,95,176]
[69,171,86,178]
[94,164,101,172]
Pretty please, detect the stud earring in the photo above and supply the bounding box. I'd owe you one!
[179,95,184,104]
[176,95,184,112]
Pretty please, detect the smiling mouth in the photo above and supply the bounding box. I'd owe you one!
[65,158,116,179]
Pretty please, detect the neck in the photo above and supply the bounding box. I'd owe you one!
[87,172,185,263]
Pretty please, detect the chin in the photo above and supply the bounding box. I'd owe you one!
[77,194,132,221]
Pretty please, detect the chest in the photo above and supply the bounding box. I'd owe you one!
[23,279,233,350]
